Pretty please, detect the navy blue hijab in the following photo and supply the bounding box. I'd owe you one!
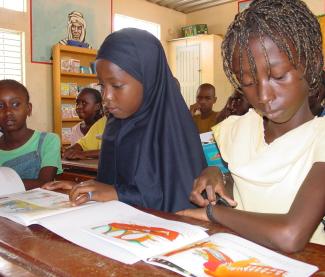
[96,28,206,212]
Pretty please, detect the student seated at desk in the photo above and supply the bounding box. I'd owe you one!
[44,28,206,213]
[0,80,62,190]
[70,87,103,145]
[63,113,107,160]
[179,0,325,253]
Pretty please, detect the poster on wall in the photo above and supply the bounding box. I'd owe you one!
[238,0,253,12]
[318,15,325,61]
[31,0,112,64]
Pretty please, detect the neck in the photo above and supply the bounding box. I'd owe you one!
[1,127,34,149]
[200,110,214,119]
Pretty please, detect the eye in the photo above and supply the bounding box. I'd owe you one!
[0,103,3,109]
[12,101,20,108]
[112,84,123,89]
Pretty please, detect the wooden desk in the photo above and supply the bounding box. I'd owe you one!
[0,209,324,277]
[57,159,98,182]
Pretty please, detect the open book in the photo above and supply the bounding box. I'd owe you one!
[0,189,318,276]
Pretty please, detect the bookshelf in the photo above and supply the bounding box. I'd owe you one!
[52,44,98,145]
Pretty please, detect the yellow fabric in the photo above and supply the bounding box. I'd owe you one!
[213,109,325,245]
[192,111,219,133]
[77,116,107,151]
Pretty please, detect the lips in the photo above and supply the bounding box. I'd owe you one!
[108,106,118,113]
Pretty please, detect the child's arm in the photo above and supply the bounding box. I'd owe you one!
[181,162,325,253]
[23,166,58,190]
[63,143,100,160]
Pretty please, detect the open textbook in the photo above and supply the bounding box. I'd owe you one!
[0,189,318,276]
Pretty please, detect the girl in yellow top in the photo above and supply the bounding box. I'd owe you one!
[180,0,325,253]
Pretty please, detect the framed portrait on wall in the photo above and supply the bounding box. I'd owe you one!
[318,14,325,61]
[30,0,112,64]
[238,0,253,12]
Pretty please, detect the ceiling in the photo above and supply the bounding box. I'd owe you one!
[146,0,237,14]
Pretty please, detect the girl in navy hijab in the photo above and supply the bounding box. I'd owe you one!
[44,28,206,212]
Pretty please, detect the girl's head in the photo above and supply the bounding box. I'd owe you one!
[221,0,323,122]
[96,28,168,120]
[0,79,31,132]
[76,87,103,121]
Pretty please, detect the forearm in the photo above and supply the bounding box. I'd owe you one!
[83,150,100,159]
[211,206,304,253]
[23,179,47,190]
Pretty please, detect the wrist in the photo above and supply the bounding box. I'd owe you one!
[206,203,219,224]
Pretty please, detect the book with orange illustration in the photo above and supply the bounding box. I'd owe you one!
[0,189,318,275]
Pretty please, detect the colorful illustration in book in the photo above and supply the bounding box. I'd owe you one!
[91,223,180,247]
[163,241,287,276]
[0,200,48,213]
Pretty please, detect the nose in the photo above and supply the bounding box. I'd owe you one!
[102,86,114,102]
[257,79,275,104]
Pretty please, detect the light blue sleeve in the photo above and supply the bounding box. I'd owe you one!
[40,132,63,174]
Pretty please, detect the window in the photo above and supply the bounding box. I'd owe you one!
[0,29,24,82]
[114,14,161,40]
[0,0,25,12]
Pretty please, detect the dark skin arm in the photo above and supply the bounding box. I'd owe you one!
[178,163,325,253]
[42,179,117,206]
[23,166,57,190]
[62,143,100,160]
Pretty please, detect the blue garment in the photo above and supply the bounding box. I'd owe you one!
[96,28,207,212]
[320,108,325,117]
[3,133,46,179]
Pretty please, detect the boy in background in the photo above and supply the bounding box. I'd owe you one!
[190,83,218,133]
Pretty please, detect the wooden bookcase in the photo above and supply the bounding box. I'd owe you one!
[52,44,98,145]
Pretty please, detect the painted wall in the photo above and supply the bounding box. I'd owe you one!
[0,0,323,131]
[0,0,111,132]
[186,0,324,36]
[112,0,186,52]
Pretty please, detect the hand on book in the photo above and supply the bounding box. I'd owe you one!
[42,180,118,206]
[189,166,237,207]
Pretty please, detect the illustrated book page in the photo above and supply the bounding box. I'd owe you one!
[147,232,318,277]
[37,200,209,264]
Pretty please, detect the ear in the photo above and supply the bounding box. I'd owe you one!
[27,102,32,116]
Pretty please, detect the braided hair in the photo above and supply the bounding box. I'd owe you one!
[221,0,323,96]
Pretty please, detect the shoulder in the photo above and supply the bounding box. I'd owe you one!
[92,116,107,129]
[40,132,60,144]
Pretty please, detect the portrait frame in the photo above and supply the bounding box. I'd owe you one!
[238,0,253,12]
[30,0,112,64]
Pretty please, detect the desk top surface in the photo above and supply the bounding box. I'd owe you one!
[61,158,98,172]
[0,209,324,277]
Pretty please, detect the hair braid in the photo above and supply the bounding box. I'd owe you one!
[221,0,323,96]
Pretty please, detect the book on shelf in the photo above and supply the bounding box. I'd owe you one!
[61,103,78,119]
[60,82,79,97]
[0,188,318,276]
[61,127,72,144]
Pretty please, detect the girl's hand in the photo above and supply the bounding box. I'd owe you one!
[42,180,77,190]
[176,208,208,221]
[190,167,237,207]
[69,181,118,206]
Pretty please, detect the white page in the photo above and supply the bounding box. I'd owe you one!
[38,201,209,264]
[0,188,95,225]
[0,167,25,196]
[199,131,214,143]
[147,233,318,277]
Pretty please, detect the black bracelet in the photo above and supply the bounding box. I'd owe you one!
[206,203,219,224]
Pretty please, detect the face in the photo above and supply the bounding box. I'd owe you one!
[0,88,31,132]
[232,36,311,124]
[96,59,143,119]
[196,88,216,114]
[70,22,83,41]
[75,92,100,120]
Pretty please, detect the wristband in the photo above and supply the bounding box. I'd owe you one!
[206,203,219,223]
